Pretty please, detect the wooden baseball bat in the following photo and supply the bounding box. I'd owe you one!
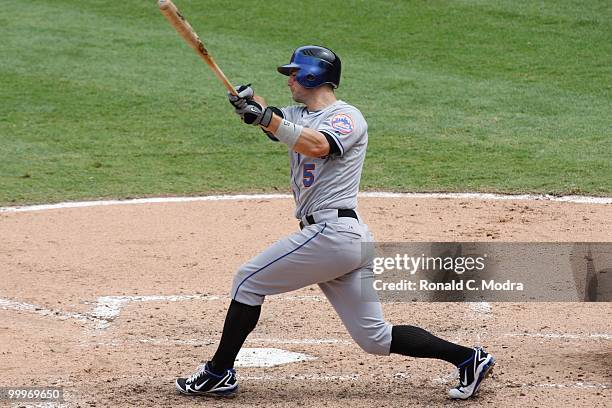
[158,0,238,96]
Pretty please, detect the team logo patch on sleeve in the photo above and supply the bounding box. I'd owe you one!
[331,113,354,135]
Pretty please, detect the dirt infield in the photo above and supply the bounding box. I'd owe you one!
[1,196,611,407]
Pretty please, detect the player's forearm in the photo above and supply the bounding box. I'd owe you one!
[252,95,267,108]
[292,127,330,157]
[263,114,330,157]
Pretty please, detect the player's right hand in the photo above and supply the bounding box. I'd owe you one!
[235,100,273,127]
[228,84,254,109]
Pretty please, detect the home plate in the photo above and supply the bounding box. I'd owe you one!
[235,347,316,367]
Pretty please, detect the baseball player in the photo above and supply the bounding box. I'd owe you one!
[175,45,495,400]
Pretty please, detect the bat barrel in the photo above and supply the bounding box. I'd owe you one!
[158,0,238,95]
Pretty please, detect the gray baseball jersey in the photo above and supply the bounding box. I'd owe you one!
[230,99,392,356]
[281,100,368,219]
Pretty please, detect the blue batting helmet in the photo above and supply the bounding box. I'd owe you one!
[277,45,341,89]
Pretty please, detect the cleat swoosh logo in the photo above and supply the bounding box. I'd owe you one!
[194,379,209,391]
[461,370,468,386]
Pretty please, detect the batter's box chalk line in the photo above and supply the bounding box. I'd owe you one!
[236,373,609,390]
[509,381,609,390]
[0,293,328,331]
[84,337,352,349]
[87,294,222,329]
[86,294,327,329]
[503,332,612,340]
[14,402,71,408]
[0,297,97,324]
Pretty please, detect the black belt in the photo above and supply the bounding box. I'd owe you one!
[299,209,358,229]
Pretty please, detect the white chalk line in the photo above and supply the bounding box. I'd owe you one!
[13,403,70,408]
[87,294,327,330]
[504,332,612,340]
[0,298,97,324]
[88,294,223,329]
[239,373,608,390]
[528,382,609,389]
[0,294,328,331]
[0,295,222,330]
[0,194,291,213]
[151,337,352,346]
[1,192,611,213]
[362,192,612,204]
[85,337,352,348]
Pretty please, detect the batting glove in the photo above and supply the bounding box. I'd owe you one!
[236,100,273,127]
[228,84,254,109]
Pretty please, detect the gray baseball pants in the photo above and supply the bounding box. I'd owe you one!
[231,209,392,355]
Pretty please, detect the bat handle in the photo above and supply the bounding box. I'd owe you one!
[210,61,238,96]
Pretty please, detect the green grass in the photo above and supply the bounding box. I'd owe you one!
[1,0,610,205]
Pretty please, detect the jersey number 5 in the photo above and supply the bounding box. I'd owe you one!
[303,163,315,187]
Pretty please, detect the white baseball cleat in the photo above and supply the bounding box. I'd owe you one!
[448,347,495,400]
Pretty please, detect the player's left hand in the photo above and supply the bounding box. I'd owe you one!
[228,84,254,109]
[235,101,273,127]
